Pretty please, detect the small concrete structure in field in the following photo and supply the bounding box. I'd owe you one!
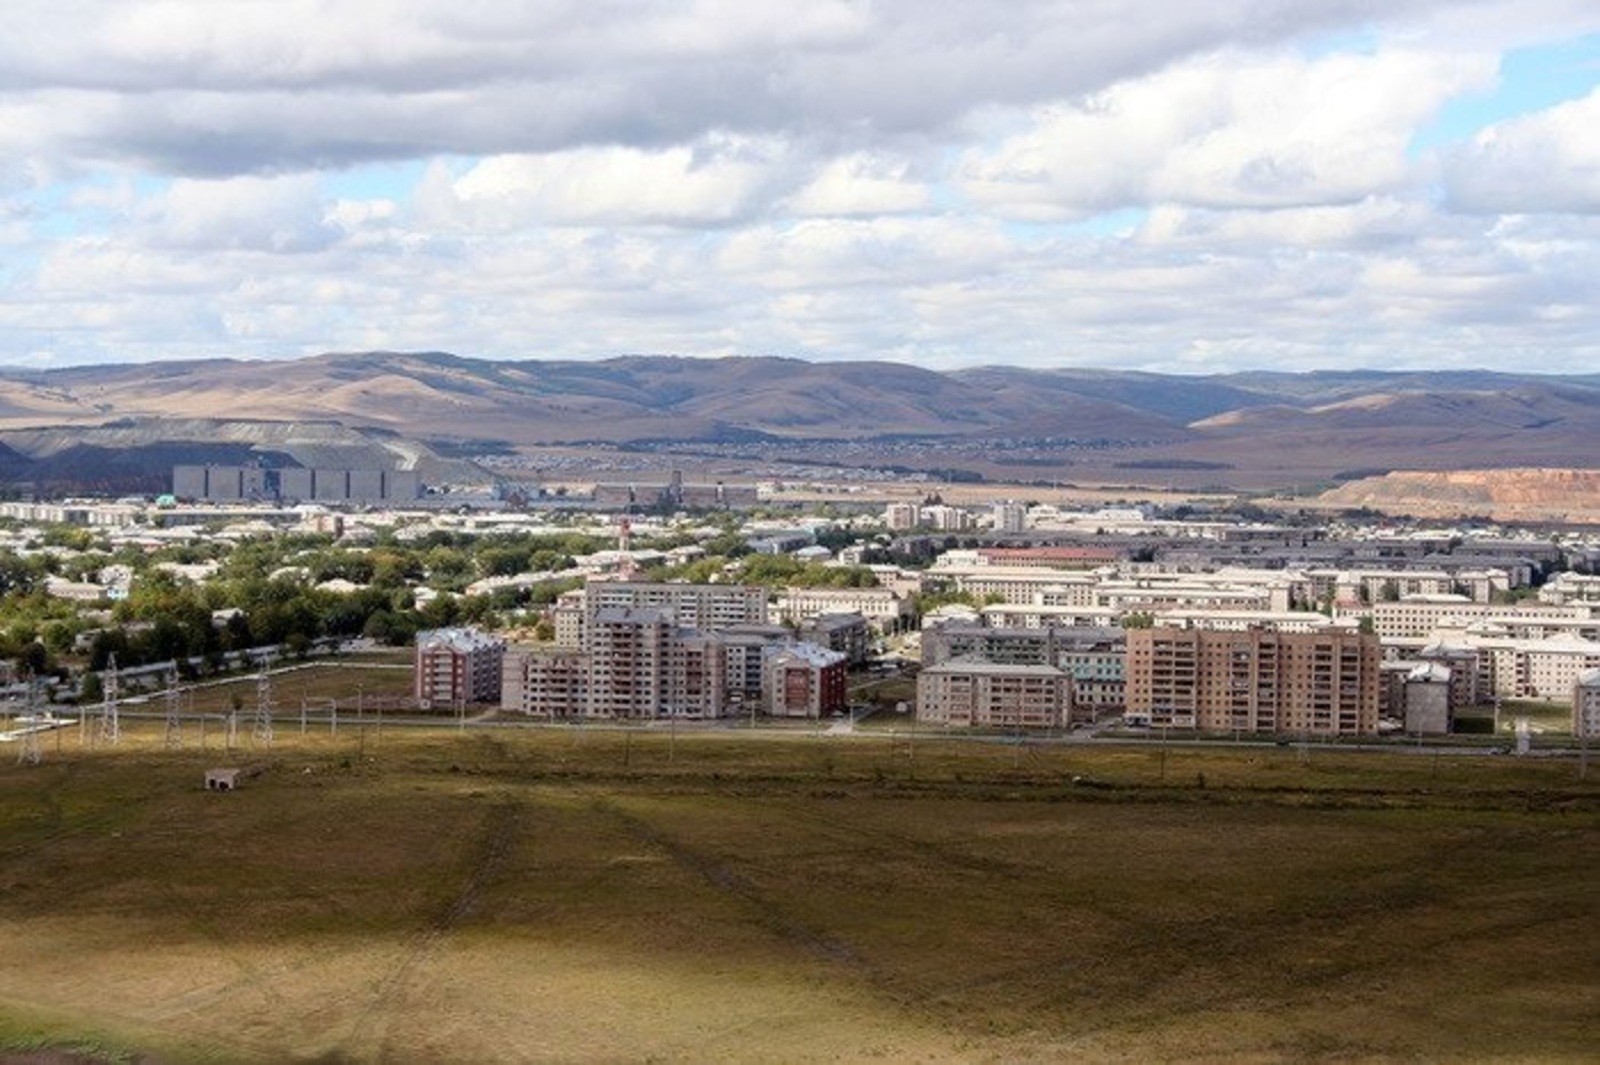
[205,768,242,792]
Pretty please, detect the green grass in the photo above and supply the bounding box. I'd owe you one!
[1,722,1596,1063]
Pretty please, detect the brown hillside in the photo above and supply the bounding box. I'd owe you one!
[1315,468,1600,522]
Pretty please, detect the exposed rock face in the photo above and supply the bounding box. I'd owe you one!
[1317,469,1600,522]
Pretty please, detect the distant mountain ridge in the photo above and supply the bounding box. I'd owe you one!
[3,352,1599,492]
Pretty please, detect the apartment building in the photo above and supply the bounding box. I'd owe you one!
[884,502,921,530]
[551,579,769,649]
[585,607,670,719]
[773,587,912,631]
[765,645,848,718]
[720,624,795,709]
[917,662,1072,729]
[501,646,589,717]
[1402,662,1453,735]
[921,621,1122,718]
[1125,626,1379,736]
[992,501,1027,533]
[585,579,768,630]
[800,613,871,665]
[415,627,507,709]
[952,568,1098,606]
[1369,597,1592,639]
[1573,669,1600,738]
[502,612,822,720]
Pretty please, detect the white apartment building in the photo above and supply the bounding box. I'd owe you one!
[951,568,1099,606]
[1370,597,1591,639]
[1540,573,1600,606]
[773,587,913,630]
[551,580,770,649]
[584,607,670,718]
[921,505,975,532]
[993,501,1028,533]
[983,603,1123,629]
[585,579,768,630]
[884,502,921,530]
[1574,668,1600,738]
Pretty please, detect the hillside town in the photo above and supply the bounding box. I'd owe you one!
[6,478,1600,744]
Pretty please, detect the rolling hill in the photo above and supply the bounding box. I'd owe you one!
[2,352,1599,494]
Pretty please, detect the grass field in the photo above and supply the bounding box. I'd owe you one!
[1,720,1596,1064]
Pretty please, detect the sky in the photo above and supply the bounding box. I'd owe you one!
[1,1,1599,374]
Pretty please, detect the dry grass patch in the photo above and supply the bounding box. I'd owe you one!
[1,727,1595,1063]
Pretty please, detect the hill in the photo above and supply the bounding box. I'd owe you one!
[3,353,1600,493]
[1314,468,1600,522]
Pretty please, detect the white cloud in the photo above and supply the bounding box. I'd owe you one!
[2,1,1600,374]
[959,47,1495,218]
[1445,88,1600,213]
[138,174,337,252]
[784,154,931,217]
[449,136,792,227]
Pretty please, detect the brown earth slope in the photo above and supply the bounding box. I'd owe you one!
[1315,468,1600,522]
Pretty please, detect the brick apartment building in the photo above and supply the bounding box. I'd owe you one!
[415,627,507,709]
[1125,625,1379,736]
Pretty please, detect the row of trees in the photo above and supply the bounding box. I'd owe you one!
[3,522,895,679]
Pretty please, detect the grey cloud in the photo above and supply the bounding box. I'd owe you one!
[2,0,1458,175]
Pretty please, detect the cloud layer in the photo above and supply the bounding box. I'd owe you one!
[2,0,1599,371]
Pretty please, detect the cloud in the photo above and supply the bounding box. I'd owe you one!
[1444,88,1600,213]
[958,47,1495,218]
[137,174,338,252]
[2,1,1600,375]
[0,1,1461,176]
[448,136,793,228]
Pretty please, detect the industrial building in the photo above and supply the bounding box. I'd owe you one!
[173,465,421,504]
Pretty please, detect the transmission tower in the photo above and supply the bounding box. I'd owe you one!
[164,667,183,749]
[98,654,121,746]
[17,678,42,766]
[254,668,275,746]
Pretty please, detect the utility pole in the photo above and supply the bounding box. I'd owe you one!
[99,654,121,747]
[164,667,182,749]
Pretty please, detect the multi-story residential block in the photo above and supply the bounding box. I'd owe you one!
[992,502,1028,533]
[917,662,1072,729]
[1125,626,1380,736]
[415,627,507,709]
[765,645,848,718]
[800,613,871,665]
[585,579,769,631]
[923,621,1125,719]
[552,579,768,649]
[501,611,828,721]
[922,505,975,532]
[1417,641,1481,710]
[1574,668,1600,738]
[1369,597,1592,639]
[501,646,589,718]
[585,607,670,719]
[884,502,921,530]
[1402,661,1453,735]
[953,568,1098,606]
[1540,572,1600,606]
[774,586,912,631]
[720,624,794,709]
